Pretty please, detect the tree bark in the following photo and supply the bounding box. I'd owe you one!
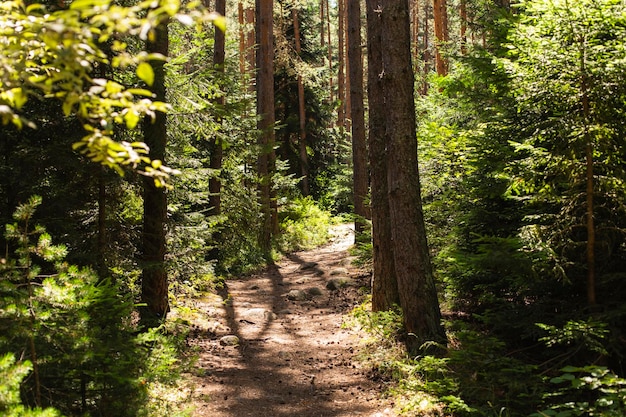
[325,0,334,104]
[460,0,467,55]
[380,0,447,354]
[293,7,310,196]
[256,0,276,255]
[421,0,430,95]
[366,0,400,311]
[141,19,169,325]
[337,0,346,129]
[347,0,369,237]
[210,0,226,217]
[433,0,448,76]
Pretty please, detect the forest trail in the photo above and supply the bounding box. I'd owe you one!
[184,224,395,417]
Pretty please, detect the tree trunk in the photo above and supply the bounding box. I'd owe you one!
[366,0,400,311]
[293,7,310,196]
[210,0,226,217]
[239,2,246,74]
[337,0,346,129]
[256,0,276,255]
[320,0,325,47]
[347,0,369,237]
[421,0,430,95]
[460,0,467,55]
[580,45,596,306]
[141,19,169,325]
[325,0,334,104]
[433,0,448,75]
[380,0,447,354]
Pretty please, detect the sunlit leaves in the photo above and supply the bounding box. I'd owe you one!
[0,0,226,187]
[137,62,155,86]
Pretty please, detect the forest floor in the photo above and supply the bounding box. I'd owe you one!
[180,224,396,417]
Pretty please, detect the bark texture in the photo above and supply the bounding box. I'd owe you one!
[293,7,310,196]
[366,0,400,311]
[380,0,447,354]
[347,0,369,236]
[256,0,276,254]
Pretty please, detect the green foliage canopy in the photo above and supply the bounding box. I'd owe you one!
[0,0,224,185]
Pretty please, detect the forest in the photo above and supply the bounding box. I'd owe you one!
[1,0,626,416]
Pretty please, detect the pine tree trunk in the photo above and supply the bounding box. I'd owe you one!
[580,47,596,306]
[347,0,369,237]
[141,20,169,325]
[320,0,325,47]
[256,0,276,255]
[325,0,334,104]
[239,2,246,74]
[366,0,400,312]
[421,0,430,95]
[210,0,226,216]
[337,0,346,129]
[293,8,310,196]
[460,0,467,54]
[380,0,447,355]
[433,0,448,75]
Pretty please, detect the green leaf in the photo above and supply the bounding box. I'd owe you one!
[136,62,155,86]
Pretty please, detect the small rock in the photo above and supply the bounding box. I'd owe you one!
[294,277,310,284]
[330,267,349,276]
[326,277,355,290]
[286,289,308,301]
[299,261,318,270]
[307,287,323,296]
[241,308,276,321]
[219,335,240,346]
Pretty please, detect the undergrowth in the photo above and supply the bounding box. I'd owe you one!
[350,298,626,416]
[277,196,332,252]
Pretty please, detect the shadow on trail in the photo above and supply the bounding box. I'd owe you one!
[210,244,376,417]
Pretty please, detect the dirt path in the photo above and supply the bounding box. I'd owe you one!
[185,224,394,417]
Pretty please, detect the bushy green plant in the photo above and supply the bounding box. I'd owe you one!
[0,196,189,416]
[277,196,331,252]
[0,354,60,417]
[532,366,626,417]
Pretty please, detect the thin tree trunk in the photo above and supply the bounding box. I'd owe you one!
[141,19,169,325]
[433,0,448,75]
[460,0,467,55]
[325,0,334,104]
[381,0,447,355]
[293,8,310,196]
[366,0,399,311]
[411,0,419,62]
[580,44,596,306]
[337,0,346,129]
[256,0,276,255]
[97,167,106,277]
[210,0,226,216]
[239,2,246,74]
[421,0,430,95]
[320,0,325,47]
[347,0,369,236]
